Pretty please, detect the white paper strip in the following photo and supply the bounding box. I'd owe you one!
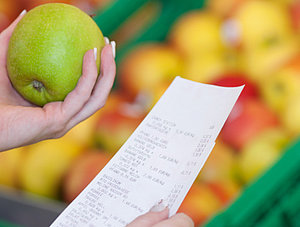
[51,77,243,227]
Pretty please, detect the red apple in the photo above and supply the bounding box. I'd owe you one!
[95,108,144,155]
[211,73,259,101]
[63,150,111,203]
[221,98,279,150]
[289,0,300,31]
[178,183,222,226]
[0,0,21,32]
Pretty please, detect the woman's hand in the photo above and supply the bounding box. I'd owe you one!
[0,10,116,151]
[127,208,194,227]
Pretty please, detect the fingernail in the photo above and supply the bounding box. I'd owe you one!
[93,48,97,61]
[150,200,167,212]
[110,41,116,58]
[20,9,27,16]
[104,37,110,45]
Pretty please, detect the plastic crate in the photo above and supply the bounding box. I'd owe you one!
[93,0,205,63]
[204,138,300,227]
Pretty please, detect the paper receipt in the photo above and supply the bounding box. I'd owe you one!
[51,77,243,227]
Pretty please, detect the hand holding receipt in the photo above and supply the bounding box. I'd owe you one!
[51,77,244,227]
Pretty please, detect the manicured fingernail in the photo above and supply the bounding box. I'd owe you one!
[110,41,116,58]
[93,48,97,61]
[150,200,167,212]
[20,9,27,16]
[104,37,110,45]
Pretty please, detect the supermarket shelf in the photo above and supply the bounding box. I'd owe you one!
[0,186,66,227]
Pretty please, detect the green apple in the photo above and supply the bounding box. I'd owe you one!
[7,3,105,106]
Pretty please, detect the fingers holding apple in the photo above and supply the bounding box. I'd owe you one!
[7,4,106,106]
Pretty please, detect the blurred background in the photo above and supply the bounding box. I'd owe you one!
[1,0,300,226]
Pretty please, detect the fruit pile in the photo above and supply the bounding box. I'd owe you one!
[0,0,113,32]
[1,0,300,226]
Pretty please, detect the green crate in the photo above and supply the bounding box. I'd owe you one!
[93,0,206,63]
[0,220,20,227]
[204,139,300,227]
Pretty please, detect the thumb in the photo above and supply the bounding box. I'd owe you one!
[127,207,169,227]
[0,10,27,63]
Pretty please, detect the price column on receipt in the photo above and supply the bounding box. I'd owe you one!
[51,77,243,227]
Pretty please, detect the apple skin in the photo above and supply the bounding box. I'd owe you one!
[238,128,290,183]
[178,183,222,226]
[198,141,236,183]
[221,98,279,150]
[7,3,105,106]
[231,0,299,82]
[207,180,241,206]
[233,0,294,50]
[95,109,143,155]
[240,40,299,84]
[211,73,259,101]
[207,0,246,18]
[119,43,183,100]
[19,138,83,199]
[261,55,300,115]
[169,10,225,58]
[282,94,300,137]
[0,0,21,32]
[62,150,111,203]
[0,147,26,187]
[183,52,230,83]
[289,0,300,32]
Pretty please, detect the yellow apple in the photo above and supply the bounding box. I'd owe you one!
[63,111,100,147]
[238,128,290,184]
[233,0,294,50]
[261,56,300,114]
[183,52,230,83]
[282,94,300,137]
[119,43,183,100]
[198,141,236,182]
[241,38,299,83]
[19,138,83,198]
[169,10,225,58]
[0,147,26,187]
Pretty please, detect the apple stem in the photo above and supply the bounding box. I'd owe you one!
[32,80,44,92]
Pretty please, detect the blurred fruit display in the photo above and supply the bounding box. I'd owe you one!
[63,150,111,203]
[1,0,300,226]
[19,138,84,198]
[0,0,114,32]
